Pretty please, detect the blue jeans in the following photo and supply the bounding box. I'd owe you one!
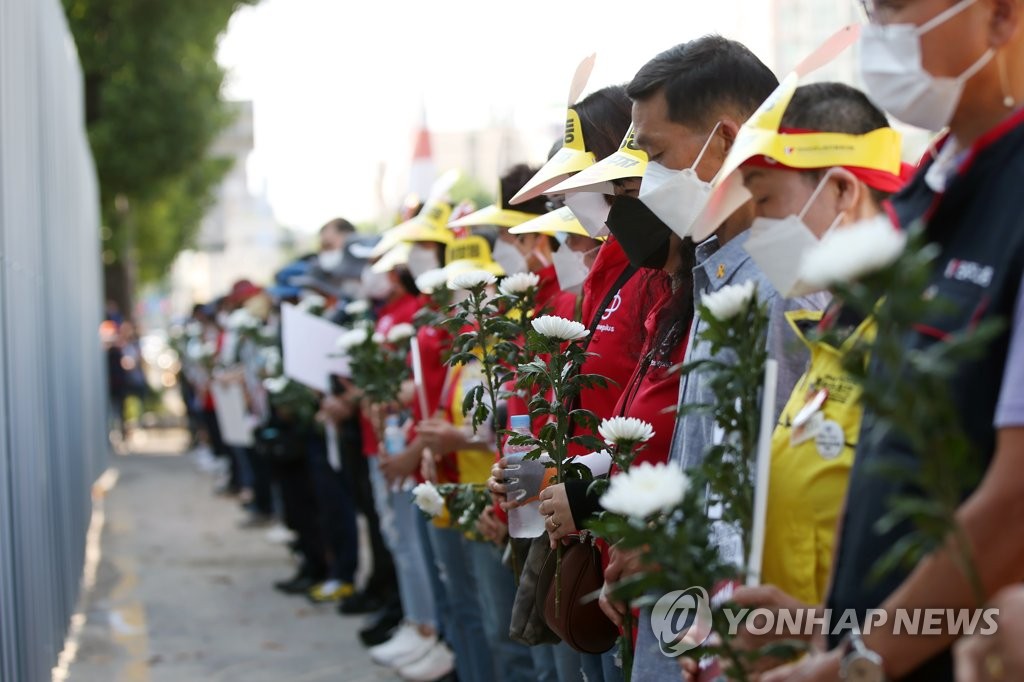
[550,644,615,681]
[466,540,537,682]
[413,509,451,643]
[368,459,437,628]
[426,526,495,681]
[528,642,563,682]
[553,642,584,682]
[632,608,678,680]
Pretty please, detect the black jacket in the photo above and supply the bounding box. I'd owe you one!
[827,109,1024,681]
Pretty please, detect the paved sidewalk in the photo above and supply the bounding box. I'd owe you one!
[65,429,397,682]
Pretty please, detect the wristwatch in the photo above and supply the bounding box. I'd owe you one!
[840,629,885,682]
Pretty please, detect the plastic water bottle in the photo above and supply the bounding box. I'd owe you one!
[383,415,405,456]
[506,415,550,538]
[383,415,410,491]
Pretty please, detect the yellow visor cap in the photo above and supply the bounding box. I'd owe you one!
[370,200,455,258]
[444,235,505,280]
[547,124,647,194]
[510,108,596,204]
[507,206,594,239]
[689,25,902,241]
[371,242,413,274]
[448,204,544,229]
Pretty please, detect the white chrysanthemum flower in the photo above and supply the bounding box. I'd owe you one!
[261,347,282,375]
[600,462,690,520]
[701,280,757,321]
[386,323,416,344]
[499,272,541,296]
[599,417,655,447]
[372,332,385,344]
[185,321,203,337]
[458,508,474,527]
[335,327,369,352]
[412,482,446,517]
[201,341,218,357]
[415,268,450,294]
[798,216,907,289]
[531,315,589,341]
[227,309,260,331]
[449,270,498,291]
[297,293,327,313]
[262,376,289,395]
[344,299,369,316]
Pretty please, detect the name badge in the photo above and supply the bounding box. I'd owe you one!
[791,411,825,446]
[815,419,846,460]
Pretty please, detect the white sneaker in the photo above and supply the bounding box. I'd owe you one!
[264,523,296,544]
[397,641,455,681]
[193,446,217,472]
[369,623,436,668]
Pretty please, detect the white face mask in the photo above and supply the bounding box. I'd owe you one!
[552,244,595,294]
[339,279,362,300]
[858,0,994,131]
[360,267,392,301]
[743,171,844,297]
[318,249,343,272]
[406,244,440,279]
[563,192,611,238]
[638,122,721,238]
[493,238,529,275]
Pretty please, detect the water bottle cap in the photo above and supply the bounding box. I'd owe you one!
[385,415,400,426]
[509,415,530,430]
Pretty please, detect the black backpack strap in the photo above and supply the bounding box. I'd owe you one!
[581,264,638,353]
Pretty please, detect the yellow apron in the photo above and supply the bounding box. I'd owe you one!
[429,362,496,531]
[448,361,497,484]
[761,310,875,605]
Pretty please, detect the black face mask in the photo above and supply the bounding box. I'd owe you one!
[605,196,673,270]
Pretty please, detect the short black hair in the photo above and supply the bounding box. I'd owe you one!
[573,84,632,161]
[320,218,356,235]
[782,82,894,203]
[627,36,778,128]
[781,82,889,134]
[500,163,548,215]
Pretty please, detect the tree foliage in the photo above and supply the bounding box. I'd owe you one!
[62,0,256,307]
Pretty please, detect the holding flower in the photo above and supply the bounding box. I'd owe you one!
[509,315,609,615]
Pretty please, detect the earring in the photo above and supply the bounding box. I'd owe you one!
[999,53,1016,109]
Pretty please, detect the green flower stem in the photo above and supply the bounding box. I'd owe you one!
[468,288,505,456]
[621,608,634,682]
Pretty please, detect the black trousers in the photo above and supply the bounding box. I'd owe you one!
[271,456,327,579]
[341,431,396,596]
[306,433,359,583]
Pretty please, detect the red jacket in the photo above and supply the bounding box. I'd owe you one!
[610,286,689,469]
[406,319,459,483]
[571,238,670,455]
[503,264,580,428]
[361,292,422,457]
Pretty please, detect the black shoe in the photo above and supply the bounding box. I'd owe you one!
[274,573,321,595]
[338,590,385,616]
[358,604,403,647]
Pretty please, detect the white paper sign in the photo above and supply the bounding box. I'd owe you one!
[211,380,254,447]
[281,303,350,393]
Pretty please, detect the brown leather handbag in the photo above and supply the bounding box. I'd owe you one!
[535,531,619,654]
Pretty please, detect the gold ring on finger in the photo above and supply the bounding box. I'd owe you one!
[986,653,1006,680]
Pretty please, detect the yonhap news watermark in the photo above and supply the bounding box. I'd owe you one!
[651,587,1000,657]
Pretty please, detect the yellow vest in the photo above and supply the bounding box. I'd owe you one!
[761,310,875,605]
[448,361,498,485]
